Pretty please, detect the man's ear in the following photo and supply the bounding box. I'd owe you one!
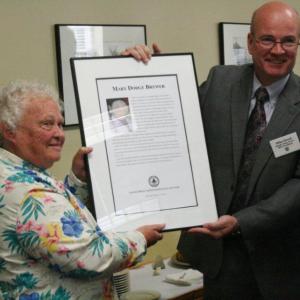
[247,32,254,55]
[0,122,16,144]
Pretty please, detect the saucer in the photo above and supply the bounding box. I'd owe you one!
[120,290,161,300]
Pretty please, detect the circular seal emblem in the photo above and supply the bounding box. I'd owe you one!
[148,176,160,187]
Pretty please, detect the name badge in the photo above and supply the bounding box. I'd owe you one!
[270,132,300,158]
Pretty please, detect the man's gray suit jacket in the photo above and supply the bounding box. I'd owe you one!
[178,64,300,298]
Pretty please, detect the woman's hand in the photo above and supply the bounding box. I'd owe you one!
[137,223,165,247]
[71,147,93,182]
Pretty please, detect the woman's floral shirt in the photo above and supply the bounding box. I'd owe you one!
[0,148,146,300]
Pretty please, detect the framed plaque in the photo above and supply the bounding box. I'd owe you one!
[219,22,252,65]
[71,54,217,231]
[55,24,146,126]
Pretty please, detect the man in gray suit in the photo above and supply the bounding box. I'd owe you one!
[123,1,300,299]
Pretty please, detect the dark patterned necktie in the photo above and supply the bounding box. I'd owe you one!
[230,87,269,213]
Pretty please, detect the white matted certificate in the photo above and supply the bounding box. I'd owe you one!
[71,54,217,231]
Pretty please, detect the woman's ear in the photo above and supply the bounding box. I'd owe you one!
[0,122,16,143]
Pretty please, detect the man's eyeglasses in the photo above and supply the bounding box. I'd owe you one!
[255,36,300,50]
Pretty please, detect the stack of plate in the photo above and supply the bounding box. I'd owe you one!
[113,269,130,298]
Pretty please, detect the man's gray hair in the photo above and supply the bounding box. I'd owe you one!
[0,80,63,146]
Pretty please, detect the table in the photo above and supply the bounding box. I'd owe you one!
[129,258,204,300]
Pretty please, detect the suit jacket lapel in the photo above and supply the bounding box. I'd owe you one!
[231,66,254,177]
[247,73,300,201]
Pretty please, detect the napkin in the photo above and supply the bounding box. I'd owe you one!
[164,268,203,286]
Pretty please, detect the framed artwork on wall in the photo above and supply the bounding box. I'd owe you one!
[219,22,252,65]
[55,24,147,126]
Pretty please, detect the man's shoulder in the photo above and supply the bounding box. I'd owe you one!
[291,72,300,83]
[210,63,253,77]
[202,64,253,91]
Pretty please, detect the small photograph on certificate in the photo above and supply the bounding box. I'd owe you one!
[71,54,218,231]
[106,97,133,134]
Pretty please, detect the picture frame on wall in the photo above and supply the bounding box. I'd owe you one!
[55,24,147,126]
[219,22,252,65]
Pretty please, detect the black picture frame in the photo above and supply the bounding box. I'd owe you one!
[55,24,147,126]
[70,54,218,231]
[219,22,252,65]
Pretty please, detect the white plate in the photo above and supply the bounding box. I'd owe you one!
[120,290,161,300]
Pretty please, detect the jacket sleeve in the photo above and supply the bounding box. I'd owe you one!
[15,185,147,279]
[64,170,89,205]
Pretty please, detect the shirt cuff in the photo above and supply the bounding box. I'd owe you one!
[132,230,147,248]
[68,169,87,187]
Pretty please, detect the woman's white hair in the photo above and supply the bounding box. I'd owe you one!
[0,80,63,146]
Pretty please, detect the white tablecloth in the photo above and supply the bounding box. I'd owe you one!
[129,258,203,299]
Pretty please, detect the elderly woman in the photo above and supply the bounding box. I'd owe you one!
[0,80,164,299]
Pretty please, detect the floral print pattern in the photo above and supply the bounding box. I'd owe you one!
[0,148,146,299]
[60,211,84,238]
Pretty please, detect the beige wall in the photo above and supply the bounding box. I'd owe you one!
[1,0,300,262]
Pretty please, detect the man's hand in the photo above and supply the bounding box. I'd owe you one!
[71,147,93,182]
[188,215,239,239]
[137,224,165,247]
[121,43,161,63]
